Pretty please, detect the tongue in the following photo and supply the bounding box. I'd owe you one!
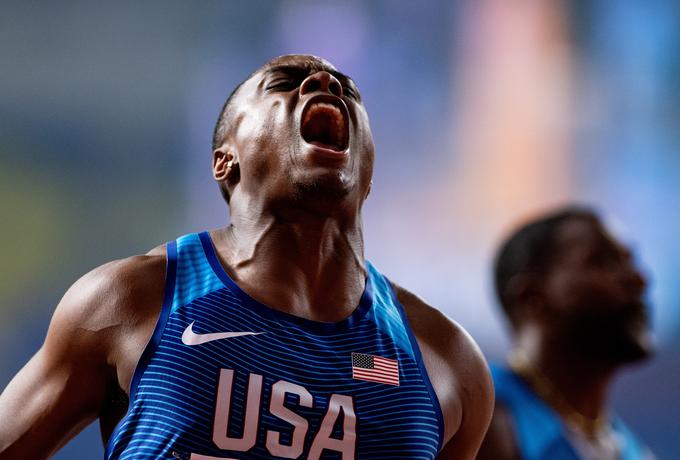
[301,112,342,150]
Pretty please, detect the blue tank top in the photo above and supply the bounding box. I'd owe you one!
[105,232,444,460]
[491,364,653,460]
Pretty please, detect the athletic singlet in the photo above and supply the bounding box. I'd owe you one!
[491,365,655,460]
[105,232,444,460]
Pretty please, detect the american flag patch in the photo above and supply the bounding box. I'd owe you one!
[351,352,400,386]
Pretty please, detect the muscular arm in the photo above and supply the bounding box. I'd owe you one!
[434,343,494,460]
[0,254,165,459]
[394,285,494,460]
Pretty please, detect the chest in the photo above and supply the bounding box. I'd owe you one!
[118,300,442,459]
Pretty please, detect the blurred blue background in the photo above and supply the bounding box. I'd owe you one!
[1,1,678,458]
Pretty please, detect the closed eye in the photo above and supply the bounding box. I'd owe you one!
[343,85,359,99]
[266,79,300,92]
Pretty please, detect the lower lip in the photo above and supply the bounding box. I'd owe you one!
[302,142,350,164]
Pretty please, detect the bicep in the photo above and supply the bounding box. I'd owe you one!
[436,382,494,459]
[0,351,106,458]
[437,344,495,460]
[0,287,114,458]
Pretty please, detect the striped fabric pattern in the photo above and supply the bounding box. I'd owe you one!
[171,234,223,313]
[105,232,443,460]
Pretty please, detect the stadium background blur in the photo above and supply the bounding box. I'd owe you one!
[1,1,678,458]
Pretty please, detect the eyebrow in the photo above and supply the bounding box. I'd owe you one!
[264,64,356,87]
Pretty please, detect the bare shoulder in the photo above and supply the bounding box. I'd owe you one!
[56,244,167,333]
[38,243,167,388]
[0,244,168,458]
[391,282,494,458]
[394,284,465,346]
[392,282,490,385]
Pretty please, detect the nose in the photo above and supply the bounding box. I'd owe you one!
[626,266,648,297]
[299,71,343,97]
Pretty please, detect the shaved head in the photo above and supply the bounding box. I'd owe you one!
[212,55,346,152]
[212,73,252,152]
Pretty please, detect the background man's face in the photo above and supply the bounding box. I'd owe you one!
[224,55,375,210]
[542,217,653,363]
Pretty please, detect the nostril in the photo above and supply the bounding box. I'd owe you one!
[302,79,320,94]
[329,81,342,97]
[301,71,343,96]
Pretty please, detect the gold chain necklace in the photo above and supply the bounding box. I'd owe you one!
[508,349,608,437]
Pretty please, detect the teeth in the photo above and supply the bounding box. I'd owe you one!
[303,102,343,124]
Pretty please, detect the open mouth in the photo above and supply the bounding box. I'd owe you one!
[300,97,349,152]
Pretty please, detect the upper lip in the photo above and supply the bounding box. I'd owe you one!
[299,94,350,150]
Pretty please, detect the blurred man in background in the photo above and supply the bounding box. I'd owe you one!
[478,207,656,460]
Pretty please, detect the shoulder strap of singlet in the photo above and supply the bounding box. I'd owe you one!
[103,237,180,459]
[491,364,580,460]
[171,232,225,313]
[366,260,445,451]
[613,417,652,460]
[364,261,414,358]
[493,365,653,460]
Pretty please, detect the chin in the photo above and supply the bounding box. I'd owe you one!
[595,322,655,366]
[568,311,655,366]
[292,173,353,204]
[617,324,656,364]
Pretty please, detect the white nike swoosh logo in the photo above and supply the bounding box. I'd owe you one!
[181,321,265,346]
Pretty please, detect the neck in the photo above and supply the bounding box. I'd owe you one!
[513,330,616,430]
[213,200,366,322]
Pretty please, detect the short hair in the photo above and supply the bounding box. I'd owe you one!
[493,206,597,327]
[211,72,256,203]
[212,78,248,152]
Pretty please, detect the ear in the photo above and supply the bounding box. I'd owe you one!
[365,180,373,199]
[213,146,238,182]
[504,273,546,320]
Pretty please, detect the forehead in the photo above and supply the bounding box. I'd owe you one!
[553,217,623,255]
[246,54,356,89]
[262,54,338,74]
